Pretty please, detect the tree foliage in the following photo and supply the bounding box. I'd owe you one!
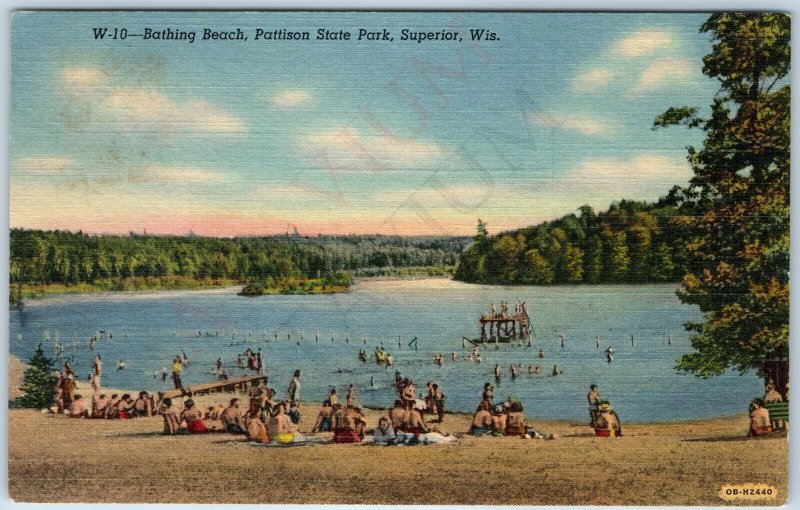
[654,13,790,390]
[454,199,691,285]
[10,230,469,291]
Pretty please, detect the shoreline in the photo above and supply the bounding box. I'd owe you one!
[6,353,751,425]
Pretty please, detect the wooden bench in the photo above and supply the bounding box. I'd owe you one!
[160,375,267,400]
[763,401,789,421]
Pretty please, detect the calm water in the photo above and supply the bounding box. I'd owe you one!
[9,279,762,422]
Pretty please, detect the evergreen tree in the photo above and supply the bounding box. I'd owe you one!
[16,344,56,409]
[655,13,790,393]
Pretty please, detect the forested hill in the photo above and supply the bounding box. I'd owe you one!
[9,230,470,287]
[453,199,695,285]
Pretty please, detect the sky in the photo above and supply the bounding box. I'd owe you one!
[10,11,718,237]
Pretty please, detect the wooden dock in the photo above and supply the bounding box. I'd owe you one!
[161,374,267,399]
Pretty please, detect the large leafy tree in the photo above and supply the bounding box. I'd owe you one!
[654,13,790,394]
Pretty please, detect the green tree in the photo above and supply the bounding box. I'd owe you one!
[484,235,522,283]
[583,236,603,284]
[562,244,584,283]
[601,229,629,282]
[16,344,56,409]
[654,13,790,394]
[520,248,554,284]
[648,243,676,282]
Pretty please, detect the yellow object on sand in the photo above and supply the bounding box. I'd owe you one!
[274,432,294,444]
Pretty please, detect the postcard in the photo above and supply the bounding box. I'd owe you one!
[8,10,789,505]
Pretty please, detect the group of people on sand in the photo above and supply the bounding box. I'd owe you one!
[587,384,623,436]
[59,390,157,420]
[470,383,530,437]
[748,381,789,436]
[159,375,304,444]
[310,398,368,443]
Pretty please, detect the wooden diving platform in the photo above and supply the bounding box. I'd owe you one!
[479,301,532,342]
[160,374,267,399]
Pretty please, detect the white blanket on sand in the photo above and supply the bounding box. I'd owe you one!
[362,431,458,445]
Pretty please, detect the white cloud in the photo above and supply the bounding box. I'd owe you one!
[128,165,227,183]
[273,89,312,108]
[527,112,612,136]
[61,67,107,92]
[297,126,446,170]
[572,68,613,91]
[611,29,673,57]
[13,156,75,174]
[59,66,245,135]
[628,59,696,94]
[101,87,246,134]
[552,154,691,198]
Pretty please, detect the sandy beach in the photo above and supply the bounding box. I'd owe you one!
[8,389,787,506]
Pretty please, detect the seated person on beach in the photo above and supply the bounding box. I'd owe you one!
[389,400,408,431]
[749,398,773,436]
[68,394,89,418]
[181,399,210,434]
[221,398,246,434]
[470,400,493,435]
[246,412,269,443]
[351,407,367,439]
[267,402,298,444]
[312,400,334,433]
[159,398,180,435]
[764,384,783,403]
[288,400,301,425]
[92,393,108,418]
[133,391,153,417]
[505,401,527,436]
[104,394,120,419]
[205,403,225,421]
[593,402,622,437]
[763,384,785,430]
[116,394,135,419]
[401,405,429,437]
[331,404,362,443]
[373,416,396,444]
[491,405,507,435]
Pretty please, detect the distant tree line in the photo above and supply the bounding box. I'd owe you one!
[453,198,697,285]
[9,230,470,287]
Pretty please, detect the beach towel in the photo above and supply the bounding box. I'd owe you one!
[243,433,327,447]
[186,418,209,434]
[333,430,360,443]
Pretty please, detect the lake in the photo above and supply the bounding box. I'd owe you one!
[9,279,763,422]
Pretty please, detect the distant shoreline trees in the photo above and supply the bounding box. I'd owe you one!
[454,198,692,286]
[9,230,470,299]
